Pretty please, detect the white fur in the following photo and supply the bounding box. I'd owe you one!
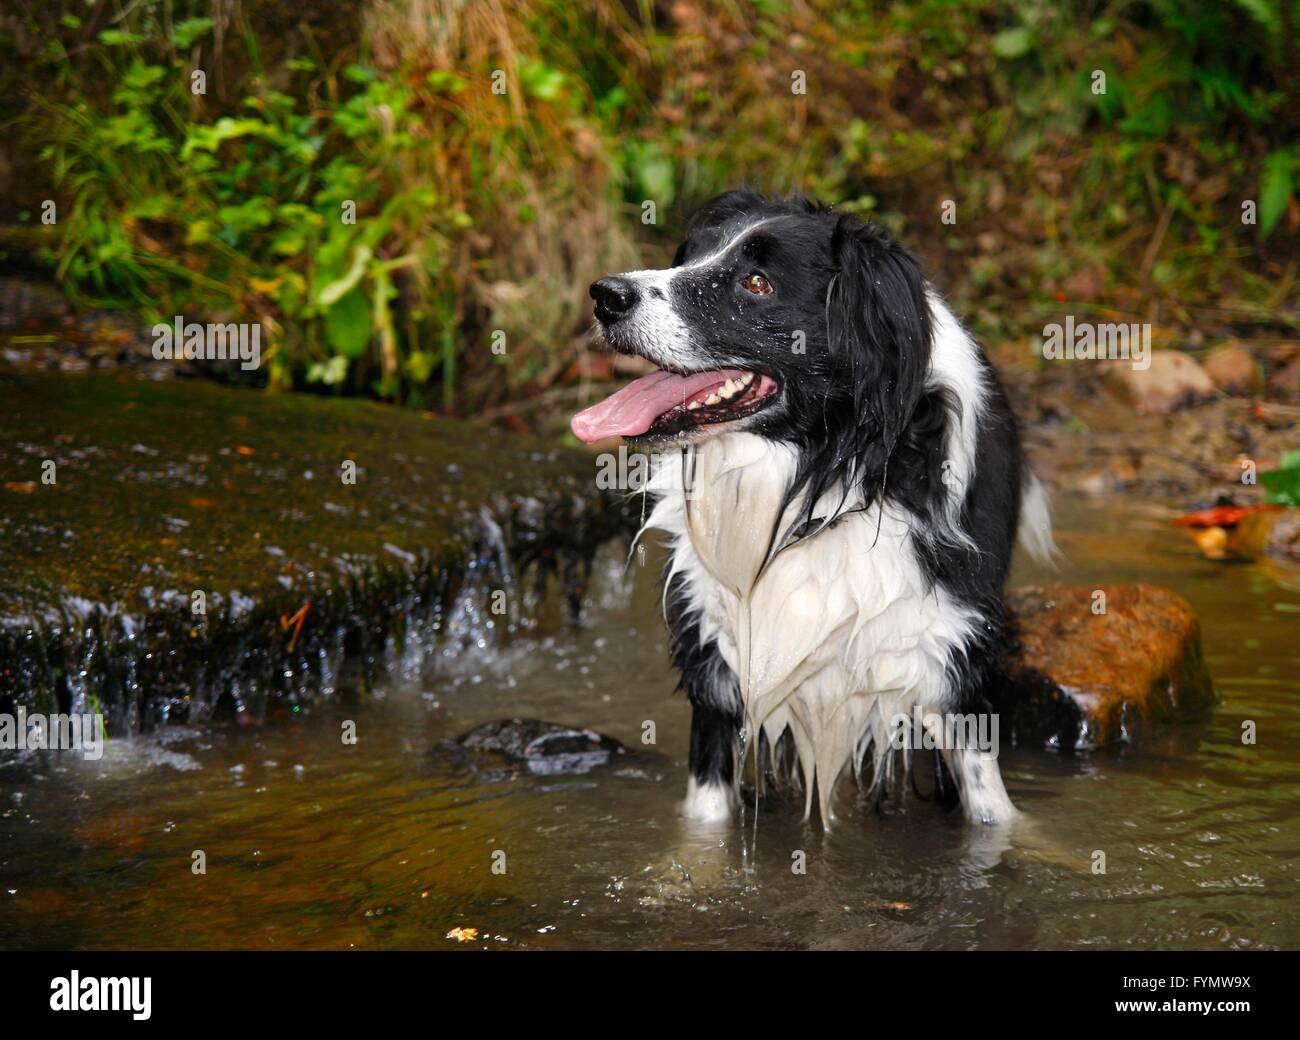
[682,777,737,823]
[926,289,988,552]
[1018,470,1058,564]
[607,269,698,373]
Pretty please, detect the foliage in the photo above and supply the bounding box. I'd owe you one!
[7,0,1299,415]
[1261,448,1300,506]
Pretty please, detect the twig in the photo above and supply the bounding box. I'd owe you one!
[1139,194,1176,286]
[474,384,595,422]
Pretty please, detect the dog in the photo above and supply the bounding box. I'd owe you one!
[572,191,1054,827]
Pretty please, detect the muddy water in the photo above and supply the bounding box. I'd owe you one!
[1,497,1297,950]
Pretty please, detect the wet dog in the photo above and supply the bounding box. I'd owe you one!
[573,191,1053,826]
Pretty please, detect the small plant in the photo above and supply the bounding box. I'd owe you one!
[1261,449,1300,507]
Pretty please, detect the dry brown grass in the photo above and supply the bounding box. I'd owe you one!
[362,0,639,409]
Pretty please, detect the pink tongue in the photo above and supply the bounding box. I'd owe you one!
[571,368,749,442]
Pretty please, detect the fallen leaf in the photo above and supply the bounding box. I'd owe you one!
[1174,504,1282,528]
[1191,526,1229,560]
[279,601,311,652]
[3,481,36,494]
[446,926,478,942]
[235,445,256,456]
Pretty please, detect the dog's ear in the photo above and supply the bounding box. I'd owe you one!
[826,216,933,449]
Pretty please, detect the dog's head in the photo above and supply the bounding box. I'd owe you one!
[572,190,935,464]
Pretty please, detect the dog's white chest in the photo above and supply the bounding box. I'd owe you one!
[647,433,978,819]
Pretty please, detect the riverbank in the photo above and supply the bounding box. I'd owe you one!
[0,369,635,733]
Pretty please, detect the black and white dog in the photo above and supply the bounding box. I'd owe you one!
[572,191,1053,827]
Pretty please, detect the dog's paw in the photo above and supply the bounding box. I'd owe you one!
[680,778,737,823]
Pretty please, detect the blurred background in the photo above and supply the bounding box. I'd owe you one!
[2,1,1299,954]
[1,0,1296,432]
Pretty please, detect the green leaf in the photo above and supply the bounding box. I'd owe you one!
[315,244,373,306]
[1261,466,1300,506]
[182,117,270,159]
[1259,149,1294,237]
[520,59,566,101]
[307,355,350,385]
[171,17,215,50]
[992,28,1032,60]
[625,141,675,207]
[98,29,144,47]
[404,350,435,383]
[1231,0,1281,35]
[324,290,373,358]
[217,197,274,235]
[1260,448,1300,505]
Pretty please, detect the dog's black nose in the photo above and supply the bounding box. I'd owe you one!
[590,276,638,324]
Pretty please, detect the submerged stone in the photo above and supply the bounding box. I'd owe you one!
[996,583,1216,751]
[1228,508,1300,566]
[455,718,627,775]
[0,371,636,733]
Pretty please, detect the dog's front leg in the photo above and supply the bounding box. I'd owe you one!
[940,746,1019,825]
[683,700,742,822]
[665,564,744,824]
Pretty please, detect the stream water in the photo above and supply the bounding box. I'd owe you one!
[1,496,1297,950]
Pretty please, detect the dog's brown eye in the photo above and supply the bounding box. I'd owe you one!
[742,273,773,296]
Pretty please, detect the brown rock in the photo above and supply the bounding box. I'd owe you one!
[1103,351,1215,414]
[1201,345,1259,395]
[1262,341,1300,368]
[995,584,1216,751]
[1268,356,1300,399]
[1229,509,1300,565]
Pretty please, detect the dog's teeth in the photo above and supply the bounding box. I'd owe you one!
[704,393,721,406]
[740,373,754,386]
[686,400,701,410]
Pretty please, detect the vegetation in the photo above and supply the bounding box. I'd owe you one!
[3,0,1297,419]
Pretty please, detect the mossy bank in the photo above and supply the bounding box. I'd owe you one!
[0,371,634,733]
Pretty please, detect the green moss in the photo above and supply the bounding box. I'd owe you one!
[0,371,634,731]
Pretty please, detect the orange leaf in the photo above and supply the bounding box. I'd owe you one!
[1174,504,1282,528]
[279,601,311,652]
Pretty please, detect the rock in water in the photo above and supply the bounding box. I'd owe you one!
[995,584,1215,751]
[1201,344,1259,395]
[1230,508,1300,566]
[1102,351,1214,414]
[455,718,626,775]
